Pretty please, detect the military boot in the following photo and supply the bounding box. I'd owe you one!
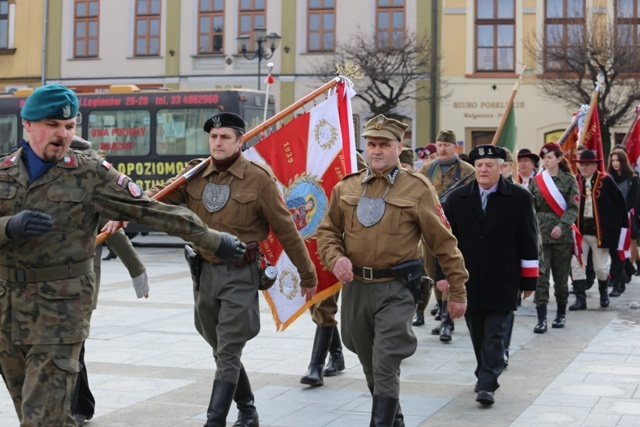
[232,366,258,427]
[439,302,454,342]
[205,379,237,427]
[411,311,425,326]
[323,326,345,377]
[598,280,610,308]
[569,280,587,310]
[370,395,399,427]
[300,326,333,386]
[552,304,566,328]
[533,305,547,333]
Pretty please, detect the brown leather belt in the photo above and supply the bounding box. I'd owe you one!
[0,258,94,283]
[352,265,395,281]
[211,242,259,268]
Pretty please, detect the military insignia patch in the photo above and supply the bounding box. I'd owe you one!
[436,204,451,229]
[63,156,76,167]
[128,181,142,198]
[102,160,112,170]
[284,174,328,239]
[2,155,16,167]
[375,115,384,130]
[212,116,222,128]
[573,194,580,205]
[62,104,71,118]
[117,174,126,186]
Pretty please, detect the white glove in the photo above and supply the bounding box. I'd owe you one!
[132,270,150,298]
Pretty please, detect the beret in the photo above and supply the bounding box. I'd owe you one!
[423,143,437,156]
[539,142,561,158]
[436,129,456,144]
[203,112,246,134]
[21,84,79,121]
[362,114,408,142]
[469,144,506,163]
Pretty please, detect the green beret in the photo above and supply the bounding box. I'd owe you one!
[362,114,408,142]
[203,112,246,134]
[21,84,79,121]
[399,147,414,165]
[436,129,457,144]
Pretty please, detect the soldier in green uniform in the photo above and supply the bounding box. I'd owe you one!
[318,115,468,426]
[529,143,579,333]
[140,112,318,427]
[416,129,475,339]
[0,84,245,427]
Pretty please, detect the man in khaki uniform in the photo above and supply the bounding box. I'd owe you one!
[416,129,475,340]
[317,115,468,426]
[0,84,244,427]
[144,112,318,427]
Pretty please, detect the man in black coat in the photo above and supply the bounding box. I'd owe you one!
[437,144,539,406]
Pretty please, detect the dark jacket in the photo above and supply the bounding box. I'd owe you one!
[440,176,539,313]
[576,172,628,248]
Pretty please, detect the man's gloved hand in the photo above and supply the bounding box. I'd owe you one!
[6,210,53,239]
[214,232,246,260]
[132,270,150,298]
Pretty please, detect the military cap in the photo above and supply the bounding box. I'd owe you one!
[539,142,561,157]
[503,147,514,163]
[423,143,437,156]
[399,147,415,165]
[436,129,457,144]
[469,144,506,164]
[459,152,473,165]
[21,84,79,121]
[361,114,408,142]
[517,148,540,163]
[203,112,246,134]
[576,149,601,163]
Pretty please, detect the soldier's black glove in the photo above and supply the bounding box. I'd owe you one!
[6,210,54,239]
[214,232,247,260]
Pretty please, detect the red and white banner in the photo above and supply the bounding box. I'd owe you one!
[244,82,357,330]
[625,106,640,169]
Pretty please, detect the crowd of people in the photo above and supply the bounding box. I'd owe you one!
[0,83,637,427]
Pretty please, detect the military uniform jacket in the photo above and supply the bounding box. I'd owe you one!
[418,157,475,196]
[576,171,628,249]
[0,147,223,346]
[317,165,469,303]
[441,177,539,313]
[147,154,317,288]
[529,170,579,245]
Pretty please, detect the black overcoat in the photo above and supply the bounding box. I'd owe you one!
[441,176,539,314]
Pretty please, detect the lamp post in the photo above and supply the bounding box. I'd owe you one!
[237,27,281,90]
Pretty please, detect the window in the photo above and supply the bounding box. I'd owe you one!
[89,110,151,156]
[307,0,335,52]
[73,1,99,57]
[0,114,18,153]
[157,108,218,155]
[238,0,265,53]
[544,0,585,72]
[0,0,10,49]
[198,0,224,54]
[616,0,640,71]
[134,0,161,56]
[475,0,515,72]
[376,0,405,49]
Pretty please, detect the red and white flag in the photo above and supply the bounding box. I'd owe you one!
[625,106,640,169]
[244,82,357,330]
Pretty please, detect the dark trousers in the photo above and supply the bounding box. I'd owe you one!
[71,341,95,417]
[464,311,508,392]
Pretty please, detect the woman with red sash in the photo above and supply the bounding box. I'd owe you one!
[529,143,580,333]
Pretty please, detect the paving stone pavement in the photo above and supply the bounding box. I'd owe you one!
[1,236,639,426]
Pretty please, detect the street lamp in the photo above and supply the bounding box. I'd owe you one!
[237,27,281,90]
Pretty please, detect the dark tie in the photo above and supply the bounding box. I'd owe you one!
[481,191,489,212]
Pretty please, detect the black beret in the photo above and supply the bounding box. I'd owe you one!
[203,112,246,134]
[469,144,506,164]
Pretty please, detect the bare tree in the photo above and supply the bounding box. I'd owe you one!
[313,29,440,120]
[525,13,640,153]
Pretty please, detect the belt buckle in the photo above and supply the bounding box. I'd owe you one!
[362,266,373,281]
[16,269,26,283]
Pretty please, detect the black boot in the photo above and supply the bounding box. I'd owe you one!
[232,366,258,427]
[598,280,610,308]
[585,267,595,290]
[412,311,425,326]
[439,302,454,342]
[429,303,439,316]
[323,326,345,377]
[503,311,515,367]
[205,379,237,427]
[635,260,640,276]
[609,282,622,297]
[370,395,398,427]
[569,280,587,310]
[434,300,442,321]
[393,402,405,427]
[533,305,547,333]
[300,326,333,386]
[552,304,566,328]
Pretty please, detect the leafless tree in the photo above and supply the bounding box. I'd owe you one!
[525,13,640,152]
[313,29,442,120]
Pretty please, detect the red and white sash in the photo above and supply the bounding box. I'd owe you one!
[536,170,584,264]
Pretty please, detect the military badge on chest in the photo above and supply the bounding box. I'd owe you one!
[203,176,234,213]
[356,167,398,227]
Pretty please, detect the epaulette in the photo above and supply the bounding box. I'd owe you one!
[187,158,207,166]
[249,160,275,177]
[406,170,434,187]
[343,169,365,180]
